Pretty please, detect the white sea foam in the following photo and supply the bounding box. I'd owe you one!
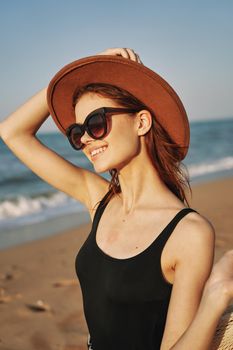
[0,191,83,221]
[187,156,233,177]
[0,157,233,224]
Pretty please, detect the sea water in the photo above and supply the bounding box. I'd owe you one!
[0,117,233,249]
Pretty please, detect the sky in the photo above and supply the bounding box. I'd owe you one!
[0,0,233,133]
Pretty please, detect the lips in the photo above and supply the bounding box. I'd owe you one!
[90,146,108,160]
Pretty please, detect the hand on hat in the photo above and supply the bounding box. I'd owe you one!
[97,47,143,64]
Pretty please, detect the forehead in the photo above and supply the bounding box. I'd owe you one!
[74,93,120,123]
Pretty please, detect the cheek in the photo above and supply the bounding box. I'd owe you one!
[118,134,139,155]
[90,118,140,173]
[109,121,140,158]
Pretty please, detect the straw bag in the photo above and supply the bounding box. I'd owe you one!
[211,304,233,350]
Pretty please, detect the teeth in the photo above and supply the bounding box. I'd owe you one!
[91,146,107,157]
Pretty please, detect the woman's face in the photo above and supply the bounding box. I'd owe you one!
[74,93,141,173]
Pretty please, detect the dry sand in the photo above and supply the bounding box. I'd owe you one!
[0,176,233,350]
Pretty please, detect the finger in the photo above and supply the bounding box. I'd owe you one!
[96,48,116,55]
[135,53,143,65]
[125,48,144,65]
[96,47,144,64]
[124,48,137,61]
[121,48,131,59]
[97,48,130,59]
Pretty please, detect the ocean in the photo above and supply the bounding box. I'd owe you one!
[1,117,233,249]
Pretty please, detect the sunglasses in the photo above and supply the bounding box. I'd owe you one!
[66,107,140,150]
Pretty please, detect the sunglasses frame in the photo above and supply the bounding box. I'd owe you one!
[66,107,140,150]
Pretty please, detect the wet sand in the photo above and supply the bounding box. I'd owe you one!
[0,176,233,350]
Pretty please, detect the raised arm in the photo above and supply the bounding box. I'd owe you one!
[0,87,109,215]
[0,48,142,215]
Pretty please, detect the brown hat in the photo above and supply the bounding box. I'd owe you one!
[47,55,190,160]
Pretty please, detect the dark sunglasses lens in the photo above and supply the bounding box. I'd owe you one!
[69,126,83,149]
[88,113,106,138]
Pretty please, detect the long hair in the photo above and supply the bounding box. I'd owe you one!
[72,83,192,208]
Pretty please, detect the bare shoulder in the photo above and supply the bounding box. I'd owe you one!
[181,210,215,238]
[174,210,215,262]
[181,209,215,230]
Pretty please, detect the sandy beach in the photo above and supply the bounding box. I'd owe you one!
[0,176,233,350]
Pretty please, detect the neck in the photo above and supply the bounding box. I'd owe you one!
[116,143,180,216]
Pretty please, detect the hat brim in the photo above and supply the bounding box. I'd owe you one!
[47,55,190,160]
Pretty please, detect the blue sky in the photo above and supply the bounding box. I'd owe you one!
[1,0,233,133]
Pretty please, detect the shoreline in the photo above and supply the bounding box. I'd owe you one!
[1,173,233,251]
[0,176,233,350]
[0,210,90,251]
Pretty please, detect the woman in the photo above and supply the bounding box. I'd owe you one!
[0,48,232,350]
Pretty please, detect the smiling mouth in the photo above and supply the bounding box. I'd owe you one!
[90,146,108,160]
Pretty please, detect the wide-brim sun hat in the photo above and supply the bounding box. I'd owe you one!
[47,55,190,160]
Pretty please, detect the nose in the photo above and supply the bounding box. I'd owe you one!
[80,131,94,145]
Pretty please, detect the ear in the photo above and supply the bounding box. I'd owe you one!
[136,110,153,136]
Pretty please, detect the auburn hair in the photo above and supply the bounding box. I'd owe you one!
[72,83,192,208]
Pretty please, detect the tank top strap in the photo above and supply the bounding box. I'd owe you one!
[157,208,198,249]
[91,189,111,231]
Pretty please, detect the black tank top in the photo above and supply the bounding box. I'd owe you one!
[75,191,197,350]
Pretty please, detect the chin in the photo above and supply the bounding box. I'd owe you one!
[93,159,121,174]
[93,161,126,175]
[92,162,112,174]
